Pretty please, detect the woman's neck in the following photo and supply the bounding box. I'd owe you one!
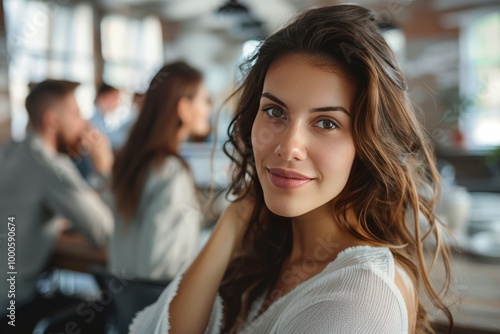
[289,205,363,263]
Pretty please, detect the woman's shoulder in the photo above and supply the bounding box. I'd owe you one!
[327,245,395,276]
[153,155,190,180]
[282,246,408,332]
[313,245,398,292]
[296,245,401,303]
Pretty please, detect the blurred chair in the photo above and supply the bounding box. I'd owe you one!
[33,302,97,334]
[33,269,170,334]
[93,269,170,334]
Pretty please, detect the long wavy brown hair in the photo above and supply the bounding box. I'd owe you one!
[220,4,453,333]
[112,61,202,222]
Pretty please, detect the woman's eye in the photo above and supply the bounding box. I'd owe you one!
[263,106,285,119]
[315,119,338,130]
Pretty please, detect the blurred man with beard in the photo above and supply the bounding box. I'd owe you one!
[0,80,114,331]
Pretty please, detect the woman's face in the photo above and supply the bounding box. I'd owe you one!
[186,82,212,137]
[251,53,356,218]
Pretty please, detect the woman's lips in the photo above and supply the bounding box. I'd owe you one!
[267,168,313,189]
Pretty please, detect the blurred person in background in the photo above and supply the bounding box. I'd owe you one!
[110,61,211,280]
[117,91,145,140]
[132,92,145,116]
[0,79,114,332]
[78,84,137,181]
[90,82,128,150]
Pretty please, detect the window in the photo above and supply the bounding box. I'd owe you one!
[4,0,94,140]
[101,14,163,92]
[460,11,500,148]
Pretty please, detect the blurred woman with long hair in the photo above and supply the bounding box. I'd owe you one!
[130,5,453,333]
[110,61,211,279]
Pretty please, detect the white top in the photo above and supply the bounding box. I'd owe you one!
[109,156,202,280]
[129,245,409,333]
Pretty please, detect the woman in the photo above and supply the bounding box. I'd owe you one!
[130,5,452,333]
[110,61,211,280]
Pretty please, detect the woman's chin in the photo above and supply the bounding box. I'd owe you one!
[265,201,305,218]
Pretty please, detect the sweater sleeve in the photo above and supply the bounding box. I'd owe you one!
[277,267,408,334]
[128,272,223,334]
[43,154,113,247]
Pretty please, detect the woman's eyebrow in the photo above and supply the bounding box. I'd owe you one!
[261,92,288,108]
[310,106,350,115]
[262,92,350,116]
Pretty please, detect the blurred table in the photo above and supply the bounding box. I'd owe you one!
[47,229,107,273]
[434,250,500,333]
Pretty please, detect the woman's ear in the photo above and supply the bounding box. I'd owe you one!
[177,97,192,126]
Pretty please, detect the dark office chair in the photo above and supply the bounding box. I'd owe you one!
[93,269,170,334]
[33,269,170,334]
[33,302,99,334]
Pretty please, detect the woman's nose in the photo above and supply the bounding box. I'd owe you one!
[274,123,307,161]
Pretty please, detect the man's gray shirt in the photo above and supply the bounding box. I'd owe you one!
[0,134,113,309]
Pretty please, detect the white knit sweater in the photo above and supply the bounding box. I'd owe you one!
[129,245,409,334]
